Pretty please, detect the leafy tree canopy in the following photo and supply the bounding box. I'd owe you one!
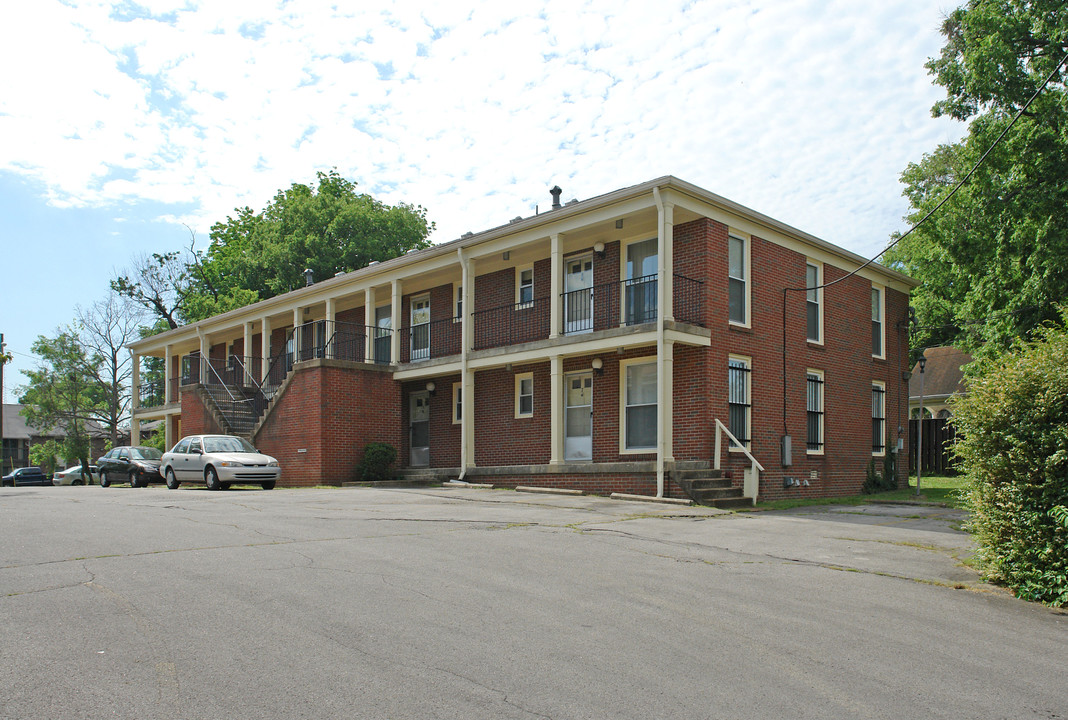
[885,1,1068,353]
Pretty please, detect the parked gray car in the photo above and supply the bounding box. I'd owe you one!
[160,435,280,491]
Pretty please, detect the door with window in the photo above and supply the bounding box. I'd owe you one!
[374,305,392,363]
[624,238,658,325]
[564,257,593,334]
[409,391,430,467]
[411,296,431,361]
[564,372,593,461]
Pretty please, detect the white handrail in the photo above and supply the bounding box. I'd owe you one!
[714,419,764,504]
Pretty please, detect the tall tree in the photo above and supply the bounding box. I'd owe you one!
[18,331,103,481]
[885,1,1068,352]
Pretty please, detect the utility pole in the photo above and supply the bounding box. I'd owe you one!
[916,353,926,497]
[1,332,6,474]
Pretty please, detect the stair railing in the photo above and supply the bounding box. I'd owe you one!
[714,418,765,505]
[201,356,257,432]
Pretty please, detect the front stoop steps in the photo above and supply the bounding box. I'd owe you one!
[672,467,753,509]
[201,384,261,439]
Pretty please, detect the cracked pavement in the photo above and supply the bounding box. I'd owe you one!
[2,485,1066,719]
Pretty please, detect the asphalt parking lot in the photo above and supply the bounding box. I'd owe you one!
[2,485,1066,719]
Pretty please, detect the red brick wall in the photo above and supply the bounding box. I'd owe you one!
[398,374,462,469]
[179,388,225,436]
[472,363,551,466]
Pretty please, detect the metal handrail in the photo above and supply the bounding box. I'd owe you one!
[714,418,764,505]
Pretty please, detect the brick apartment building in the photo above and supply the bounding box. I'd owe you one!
[128,176,915,503]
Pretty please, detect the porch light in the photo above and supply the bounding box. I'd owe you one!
[591,358,603,376]
[426,381,436,395]
[594,242,606,259]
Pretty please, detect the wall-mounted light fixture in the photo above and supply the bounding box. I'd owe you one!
[615,219,624,229]
[426,381,436,396]
[593,242,606,259]
[591,357,604,376]
[502,251,510,261]
[504,363,513,372]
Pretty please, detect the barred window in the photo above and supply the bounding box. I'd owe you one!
[728,358,751,447]
[806,371,824,452]
[872,383,886,454]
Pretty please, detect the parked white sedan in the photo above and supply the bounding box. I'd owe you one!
[52,465,97,486]
[160,435,280,491]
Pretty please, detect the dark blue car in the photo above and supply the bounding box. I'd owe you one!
[2,467,51,487]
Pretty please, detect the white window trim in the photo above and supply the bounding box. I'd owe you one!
[728,232,751,328]
[453,282,462,322]
[514,372,534,419]
[452,382,462,424]
[618,356,657,455]
[872,380,886,457]
[515,265,534,308]
[872,283,886,359]
[806,260,823,345]
[728,354,752,452]
[806,368,825,456]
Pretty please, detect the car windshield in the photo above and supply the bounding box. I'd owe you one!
[203,436,258,454]
[130,447,163,461]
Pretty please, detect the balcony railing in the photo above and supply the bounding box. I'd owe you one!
[472,296,551,350]
[673,273,705,327]
[400,316,460,363]
[292,320,390,364]
[138,380,165,409]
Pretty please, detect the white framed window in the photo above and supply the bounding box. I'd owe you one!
[516,266,534,307]
[806,369,824,454]
[515,372,534,418]
[620,358,657,452]
[871,285,885,358]
[728,234,749,326]
[872,381,886,455]
[728,355,751,450]
[806,261,822,344]
[622,237,658,326]
[453,283,463,322]
[452,382,462,424]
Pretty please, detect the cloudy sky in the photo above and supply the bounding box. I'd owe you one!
[0,0,966,402]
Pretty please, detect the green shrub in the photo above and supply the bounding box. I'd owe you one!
[359,442,397,482]
[862,454,898,494]
[953,311,1068,606]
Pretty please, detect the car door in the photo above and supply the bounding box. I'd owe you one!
[182,437,204,481]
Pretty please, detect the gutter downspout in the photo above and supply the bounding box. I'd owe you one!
[458,247,471,481]
[653,186,666,498]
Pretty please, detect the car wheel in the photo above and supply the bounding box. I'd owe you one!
[205,467,222,491]
[261,480,276,490]
[100,471,110,488]
[73,479,83,486]
[129,471,141,488]
[165,468,180,490]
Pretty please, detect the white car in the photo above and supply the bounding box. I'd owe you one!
[160,435,280,491]
[52,465,97,486]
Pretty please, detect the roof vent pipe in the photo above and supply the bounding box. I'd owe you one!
[550,185,562,210]
[304,268,314,286]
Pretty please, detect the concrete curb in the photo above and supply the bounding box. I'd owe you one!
[515,486,584,496]
[443,481,495,489]
[611,492,693,506]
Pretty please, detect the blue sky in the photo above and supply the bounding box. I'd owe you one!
[0,0,966,402]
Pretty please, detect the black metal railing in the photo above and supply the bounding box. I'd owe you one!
[400,316,460,362]
[673,273,705,327]
[138,380,165,409]
[472,296,551,350]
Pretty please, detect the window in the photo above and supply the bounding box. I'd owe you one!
[728,235,747,325]
[454,284,462,322]
[517,267,534,306]
[515,373,534,418]
[871,286,884,357]
[806,262,821,343]
[624,238,658,325]
[452,382,462,424]
[728,357,751,449]
[872,382,886,455]
[623,360,657,451]
[410,295,430,361]
[806,370,824,453]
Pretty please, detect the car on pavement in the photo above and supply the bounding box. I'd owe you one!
[161,435,280,491]
[97,446,165,488]
[2,466,51,487]
[52,465,98,485]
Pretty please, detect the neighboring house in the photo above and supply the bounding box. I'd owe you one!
[909,346,972,419]
[1,403,109,472]
[128,176,915,503]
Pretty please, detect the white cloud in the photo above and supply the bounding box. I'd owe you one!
[0,0,965,256]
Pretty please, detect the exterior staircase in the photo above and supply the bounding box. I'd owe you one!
[673,466,753,509]
[201,383,264,439]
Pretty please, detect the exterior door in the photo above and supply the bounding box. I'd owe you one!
[564,372,593,461]
[409,391,430,467]
[374,305,392,363]
[410,296,430,360]
[564,256,593,334]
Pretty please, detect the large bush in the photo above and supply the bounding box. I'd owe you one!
[953,312,1068,606]
[359,442,397,483]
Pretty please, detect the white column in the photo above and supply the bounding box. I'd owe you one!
[391,279,401,364]
[164,344,173,404]
[660,201,674,321]
[131,351,140,411]
[197,328,209,382]
[292,307,302,364]
[131,416,140,445]
[165,415,174,450]
[243,322,253,383]
[550,354,563,465]
[549,233,562,339]
[325,298,336,358]
[459,249,474,477]
[260,316,272,382]
[364,288,376,363]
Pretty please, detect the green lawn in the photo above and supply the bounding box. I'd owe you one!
[748,474,969,511]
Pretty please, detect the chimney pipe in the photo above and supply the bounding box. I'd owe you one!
[304,268,314,286]
[550,185,562,210]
